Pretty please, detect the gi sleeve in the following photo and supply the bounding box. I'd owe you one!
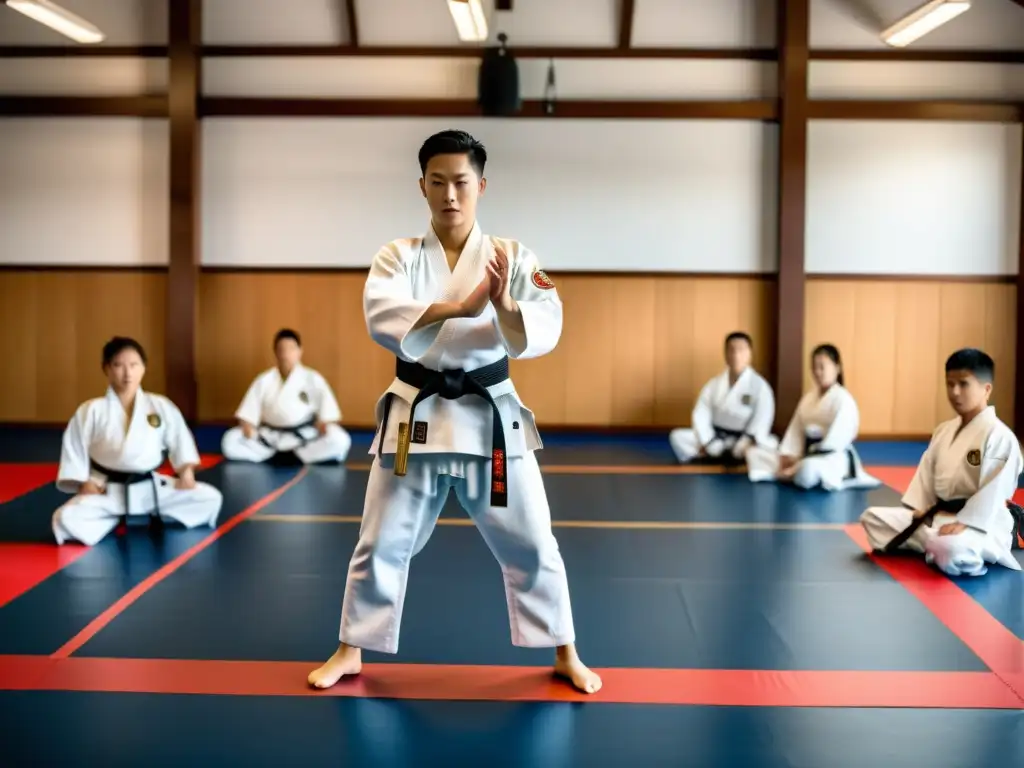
[56,403,95,494]
[364,242,440,361]
[748,379,776,447]
[493,240,563,359]
[813,391,859,454]
[691,380,716,447]
[162,400,202,473]
[234,375,264,427]
[901,435,938,513]
[313,373,343,423]
[778,398,807,458]
[957,428,1023,534]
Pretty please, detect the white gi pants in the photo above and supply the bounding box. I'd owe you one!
[669,429,776,464]
[860,507,1022,577]
[221,423,351,464]
[52,474,223,547]
[338,450,576,653]
[746,447,862,490]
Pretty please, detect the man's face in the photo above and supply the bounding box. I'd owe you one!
[104,348,145,392]
[725,339,751,373]
[419,153,485,230]
[945,369,990,415]
[275,338,301,369]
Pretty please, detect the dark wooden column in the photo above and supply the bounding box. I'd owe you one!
[1015,122,1024,437]
[773,0,810,433]
[167,0,201,422]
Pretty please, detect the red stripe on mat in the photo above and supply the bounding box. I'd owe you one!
[0,655,1019,708]
[51,467,308,659]
[845,524,1024,675]
[0,544,89,608]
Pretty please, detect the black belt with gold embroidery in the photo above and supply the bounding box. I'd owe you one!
[883,497,967,553]
[388,356,510,507]
[90,458,164,530]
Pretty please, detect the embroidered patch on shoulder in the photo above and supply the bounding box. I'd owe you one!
[147,413,161,428]
[531,269,555,290]
[299,391,309,403]
[966,449,981,467]
[741,394,751,405]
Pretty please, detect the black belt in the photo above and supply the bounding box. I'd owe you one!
[388,356,510,507]
[258,417,318,448]
[804,435,856,480]
[90,459,163,531]
[713,426,748,440]
[883,497,967,553]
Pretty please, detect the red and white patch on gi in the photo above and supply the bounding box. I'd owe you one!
[531,269,555,290]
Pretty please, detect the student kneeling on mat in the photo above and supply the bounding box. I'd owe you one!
[860,348,1024,577]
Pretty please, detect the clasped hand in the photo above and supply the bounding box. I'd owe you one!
[460,239,515,318]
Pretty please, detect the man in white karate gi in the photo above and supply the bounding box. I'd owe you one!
[221,328,351,465]
[860,348,1024,577]
[53,337,223,546]
[669,331,777,465]
[308,129,601,694]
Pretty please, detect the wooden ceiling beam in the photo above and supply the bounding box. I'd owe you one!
[618,0,635,49]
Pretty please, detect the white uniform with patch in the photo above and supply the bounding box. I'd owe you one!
[669,366,778,462]
[53,388,223,546]
[337,220,576,654]
[221,363,351,464]
[746,383,879,490]
[860,406,1022,576]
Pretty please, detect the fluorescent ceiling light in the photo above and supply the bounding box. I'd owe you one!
[447,0,487,43]
[5,0,105,44]
[881,0,970,47]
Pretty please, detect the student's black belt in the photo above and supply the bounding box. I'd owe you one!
[804,434,856,479]
[389,356,510,507]
[883,497,967,553]
[258,417,318,448]
[713,425,747,440]
[90,459,163,530]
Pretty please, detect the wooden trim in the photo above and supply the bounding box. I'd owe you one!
[0,46,167,57]
[198,45,778,60]
[0,96,167,117]
[809,100,1023,122]
[774,0,810,437]
[0,265,167,272]
[806,273,1016,283]
[197,265,777,278]
[200,98,778,120]
[809,49,1024,64]
[166,0,201,423]
[618,0,635,49]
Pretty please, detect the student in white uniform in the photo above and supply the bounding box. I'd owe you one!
[52,337,223,547]
[669,331,777,465]
[221,328,351,465]
[746,343,879,490]
[861,348,1024,577]
[308,129,601,695]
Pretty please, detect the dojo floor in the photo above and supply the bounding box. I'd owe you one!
[0,428,1021,767]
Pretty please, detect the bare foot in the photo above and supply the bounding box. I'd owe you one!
[554,644,602,694]
[308,643,362,689]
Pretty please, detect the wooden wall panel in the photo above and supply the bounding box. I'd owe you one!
[0,270,167,423]
[804,279,1016,437]
[196,272,776,429]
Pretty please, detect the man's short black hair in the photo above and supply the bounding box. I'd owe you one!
[946,348,994,383]
[102,336,147,366]
[418,129,487,176]
[725,331,752,348]
[274,328,301,347]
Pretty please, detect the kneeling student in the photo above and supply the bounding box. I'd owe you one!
[860,348,1024,577]
[53,337,223,546]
